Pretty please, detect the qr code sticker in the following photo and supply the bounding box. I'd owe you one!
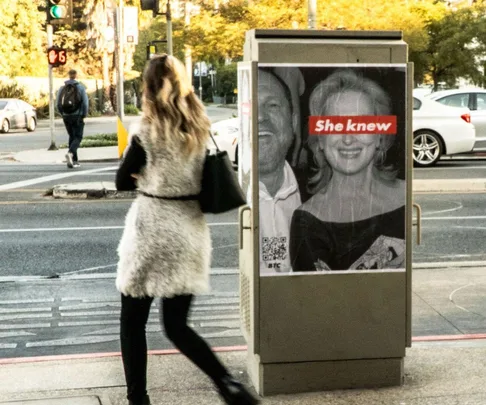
[262,237,287,261]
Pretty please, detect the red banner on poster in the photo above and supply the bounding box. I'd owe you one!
[309,115,397,135]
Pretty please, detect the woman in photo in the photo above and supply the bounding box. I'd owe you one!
[115,55,259,405]
[290,69,405,272]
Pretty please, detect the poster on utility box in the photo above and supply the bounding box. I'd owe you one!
[256,64,407,276]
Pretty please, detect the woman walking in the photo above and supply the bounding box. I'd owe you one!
[115,54,259,405]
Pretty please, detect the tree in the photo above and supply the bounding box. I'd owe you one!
[0,0,45,77]
[423,6,483,89]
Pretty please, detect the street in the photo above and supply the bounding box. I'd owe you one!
[0,105,236,153]
[1,147,486,357]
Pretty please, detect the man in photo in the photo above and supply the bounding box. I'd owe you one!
[258,67,303,274]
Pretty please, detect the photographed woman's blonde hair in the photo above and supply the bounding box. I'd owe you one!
[142,54,210,154]
[307,69,397,194]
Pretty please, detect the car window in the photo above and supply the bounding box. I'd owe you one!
[436,93,470,108]
[413,97,422,110]
[0,101,7,110]
[476,93,486,111]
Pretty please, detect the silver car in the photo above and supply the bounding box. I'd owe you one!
[0,98,37,133]
[427,88,486,151]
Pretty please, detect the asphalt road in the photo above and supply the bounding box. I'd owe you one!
[0,105,236,153]
[2,161,486,357]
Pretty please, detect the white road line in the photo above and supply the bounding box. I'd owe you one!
[60,310,122,317]
[0,298,54,305]
[200,321,241,328]
[0,324,50,330]
[0,222,237,233]
[58,320,120,327]
[0,343,17,349]
[0,314,52,321]
[201,330,242,339]
[422,215,486,221]
[26,335,119,347]
[0,166,117,191]
[62,264,117,276]
[423,202,463,216]
[0,307,51,314]
[192,305,239,312]
[0,226,124,233]
[0,331,36,338]
[59,303,121,311]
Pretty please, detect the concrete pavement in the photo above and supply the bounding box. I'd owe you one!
[1,265,486,404]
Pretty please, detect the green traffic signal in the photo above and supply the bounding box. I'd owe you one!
[46,0,72,25]
[50,5,66,19]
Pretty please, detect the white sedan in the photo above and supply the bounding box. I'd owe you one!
[209,117,239,164]
[210,98,476,168]
[413,96,475,166]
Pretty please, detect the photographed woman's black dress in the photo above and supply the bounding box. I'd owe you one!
[290,206,405,271]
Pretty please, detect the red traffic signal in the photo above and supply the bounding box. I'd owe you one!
[47,47,67,67]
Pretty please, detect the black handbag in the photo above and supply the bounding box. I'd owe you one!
[198,132,246,213]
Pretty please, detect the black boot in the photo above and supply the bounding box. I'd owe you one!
[216,376,260,405]
[128,394,151,405]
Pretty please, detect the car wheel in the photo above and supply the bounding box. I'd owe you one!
[26,117,36,132]
[413,131,442,167]
[0,119,9,133]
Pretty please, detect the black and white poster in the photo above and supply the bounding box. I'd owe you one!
[238,64,252,205]
[256,64,407,275]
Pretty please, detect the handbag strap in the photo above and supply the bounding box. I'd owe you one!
[209,131,220,152]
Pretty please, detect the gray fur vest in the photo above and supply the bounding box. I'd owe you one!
[116,122,210,298]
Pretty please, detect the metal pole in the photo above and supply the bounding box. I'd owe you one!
[308,0,317,29]
[199,63,203,100]
[47,24,57,151]
[184,1,192,80]
[166,0,173,55]
[116,6,125,123]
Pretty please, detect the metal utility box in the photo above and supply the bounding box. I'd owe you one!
[238,30,413,396]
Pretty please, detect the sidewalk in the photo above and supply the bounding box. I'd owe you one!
[1,266,486,404]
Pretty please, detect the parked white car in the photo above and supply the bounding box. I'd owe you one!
[210,98,476,168]
[209,117,239,164]
[413,96,475,166]
[426,88,486,151]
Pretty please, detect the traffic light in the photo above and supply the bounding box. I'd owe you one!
[47,47,67,67]
[140,0,160,17]
[47,0,73,25]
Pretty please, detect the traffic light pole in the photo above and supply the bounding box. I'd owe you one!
[47,24,57,151]
[166,0,172,55]
[115,5,125,124]
[308,0,317,29]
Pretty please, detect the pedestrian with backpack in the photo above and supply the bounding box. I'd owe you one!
[56,69,89,168]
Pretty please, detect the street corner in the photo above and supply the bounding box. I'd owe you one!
[51,182,136,199]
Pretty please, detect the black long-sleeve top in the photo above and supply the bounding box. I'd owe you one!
[116,136,147,191]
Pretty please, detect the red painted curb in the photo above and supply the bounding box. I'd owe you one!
[0,345,248,365]
[2,336,486,365]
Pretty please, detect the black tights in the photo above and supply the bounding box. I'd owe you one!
[120,294,229,402]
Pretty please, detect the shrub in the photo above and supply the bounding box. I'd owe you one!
[124,104,139,115]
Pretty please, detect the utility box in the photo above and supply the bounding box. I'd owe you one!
[238,30,413,396]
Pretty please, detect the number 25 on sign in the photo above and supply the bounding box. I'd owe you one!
[47,47,67,67]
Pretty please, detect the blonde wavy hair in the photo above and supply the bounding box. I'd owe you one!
[141,54,210,154]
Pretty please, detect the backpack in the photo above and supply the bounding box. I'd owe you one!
[60,83,82,114]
